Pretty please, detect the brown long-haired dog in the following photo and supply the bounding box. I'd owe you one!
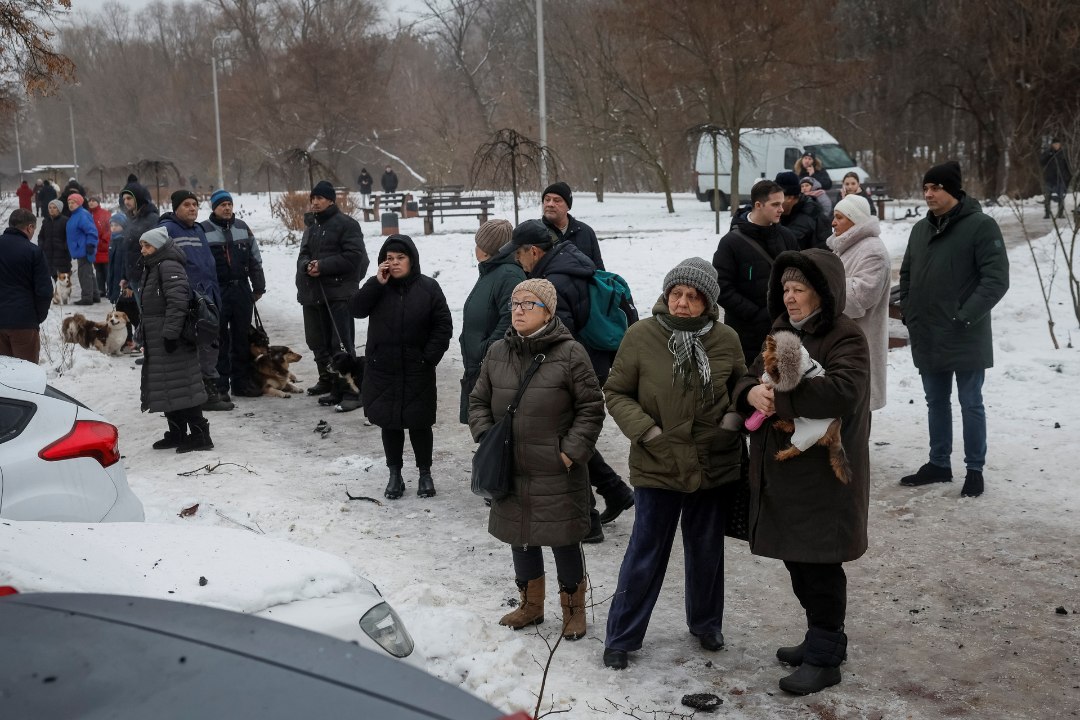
[761,331,850,484]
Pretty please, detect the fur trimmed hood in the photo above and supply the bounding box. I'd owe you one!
[826,216,882,256]
[767,248,847,334]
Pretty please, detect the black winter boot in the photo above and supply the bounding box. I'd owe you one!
[899,462,951,486]
[306,362,334,396]
[152,418,186,450]
[176,418,215,453]
[598,482,635,524]
[776,635,808,666]
[778,627,846,695]
[960,470,984,497]
[201,378,235,412]
[384,466,405,500]
[417,469,436,498]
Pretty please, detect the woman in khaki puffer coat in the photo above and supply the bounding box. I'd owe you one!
[468,279,604,641]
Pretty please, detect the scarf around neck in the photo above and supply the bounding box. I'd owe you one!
[656,313,713,397]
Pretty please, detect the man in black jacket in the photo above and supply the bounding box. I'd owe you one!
[539,181,605,270]
[296,180,369,411]
[512,219,636,541]
[0,210,52,363]
[201,190,267,399]
[120,182,160,296]
[380,166,399,194]
[712,180,799,364]
[1040,138,1073,219]
[776,171,830,251]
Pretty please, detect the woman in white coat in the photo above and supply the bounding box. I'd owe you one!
[826,194,891,411]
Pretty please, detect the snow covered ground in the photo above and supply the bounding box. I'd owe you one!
[11,190,1080,718]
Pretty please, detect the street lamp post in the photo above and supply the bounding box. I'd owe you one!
[69,103,78,180]
[536,0,547,186]
[211,35,228,190]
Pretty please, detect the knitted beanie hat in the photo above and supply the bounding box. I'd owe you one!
[48,199,64,212]
[310,180,336,203]
[110,212,128,227]
[774,171,801,197]
[834,194,872,225]
[542,181,573,209]
[170,189,198,211]
[663,257,720,308]
[922,160,963,199]
[211,189,233,210]
[68,193,85,207]
[140,226,170,249]
[512,278,557,316]
[474,218,513,256]
[781,266,810,287]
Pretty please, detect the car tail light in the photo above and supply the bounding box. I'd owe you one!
[0,586,18,596]
[39,420,121,468]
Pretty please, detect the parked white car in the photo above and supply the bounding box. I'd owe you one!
[0,357,144,522]
[0,520,421,665]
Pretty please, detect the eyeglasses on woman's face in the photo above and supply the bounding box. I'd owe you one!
[509,300,546,312]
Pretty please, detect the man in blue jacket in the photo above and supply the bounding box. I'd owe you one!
[66,194,99,305]
[0,210,52,363]
[160,189,233,411]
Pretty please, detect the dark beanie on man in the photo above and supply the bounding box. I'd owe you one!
[171,189,198,211]
[922,161,963,199]
[310,180,336,203]
[774,171,801,197]
[542,181,573,209]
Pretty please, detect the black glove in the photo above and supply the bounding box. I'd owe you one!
[163,337,178,353]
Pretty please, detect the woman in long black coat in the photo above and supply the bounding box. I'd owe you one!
[349,235,453,500]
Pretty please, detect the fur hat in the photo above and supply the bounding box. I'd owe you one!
[513,278,557,316]
[68,193,85,207]
[774,171,801,197]
[211,189,233,210]
[922,161,963,199]
[834,194,872,224]
[310,180,336,203]
[170,189,198,211]
[781,266,810,287]
[474,219,513,257]
[542,181,573,209]
[663,257,720,308]
[511,219,554,249]
[139,226,170,250]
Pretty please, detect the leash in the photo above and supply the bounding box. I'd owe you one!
[317,279,349,354]
[252,301,265,333]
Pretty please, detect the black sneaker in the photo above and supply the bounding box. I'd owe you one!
[899,463,952,486]
[960,470,984,497]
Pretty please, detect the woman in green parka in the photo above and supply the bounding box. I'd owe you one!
[458,219,525,423]
[601,258,746,671]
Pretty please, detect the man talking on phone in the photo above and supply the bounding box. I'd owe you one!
[296,180,369,411]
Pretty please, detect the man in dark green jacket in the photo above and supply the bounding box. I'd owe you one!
[897,161,1009,498]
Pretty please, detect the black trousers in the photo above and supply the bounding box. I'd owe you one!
[381,427,434,469]
[783,560,847,631]
[303,300,355,370]
[216,284,255,390]
[511,544,585,591]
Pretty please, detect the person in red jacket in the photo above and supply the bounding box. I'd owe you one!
[16,181,34,211]
[87,196,112,303]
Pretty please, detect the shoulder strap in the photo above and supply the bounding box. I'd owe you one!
[731,227,776,266]
[508,354,545,415]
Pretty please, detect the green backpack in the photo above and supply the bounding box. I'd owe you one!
[578,270,638,352]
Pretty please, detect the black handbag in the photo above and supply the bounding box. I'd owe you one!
[722,444,752,542]
[471,354,545,501]
[180,289,221,347]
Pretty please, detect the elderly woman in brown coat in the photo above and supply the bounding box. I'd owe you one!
[468,278,604,641]
[735,248,870,696]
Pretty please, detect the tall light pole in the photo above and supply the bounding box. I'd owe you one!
[536,0,547,186]
[69,103,78,180]
[211,35,228,190]
[13,113,23,178]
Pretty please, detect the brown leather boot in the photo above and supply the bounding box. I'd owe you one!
[499,576,545,629]
[559,579,587,640]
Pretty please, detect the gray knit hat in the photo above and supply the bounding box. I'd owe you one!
[474,219,513,257]
[663,257,720,308]
[140,226,170,250]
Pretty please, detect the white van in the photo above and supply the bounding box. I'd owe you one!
[693,126,869,210]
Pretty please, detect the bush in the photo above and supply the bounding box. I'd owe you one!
[270,190,357,231]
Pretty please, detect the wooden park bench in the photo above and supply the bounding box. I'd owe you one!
[419,195,495,235]
[361,192,415,221]
[866,182,893,218]
[422,184,465,197]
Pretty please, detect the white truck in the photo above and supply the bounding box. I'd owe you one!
[694,126,869,210]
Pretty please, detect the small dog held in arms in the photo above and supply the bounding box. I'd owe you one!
[254,346,304,398]
[61,311,130,356]
[760,330,850,483]
[52,273,72,305]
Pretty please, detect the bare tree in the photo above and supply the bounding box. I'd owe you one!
[471,128,556,224]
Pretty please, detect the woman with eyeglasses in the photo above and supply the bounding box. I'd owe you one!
[468,278,604,641]
[349,234,453,500]
[600,258,746,670]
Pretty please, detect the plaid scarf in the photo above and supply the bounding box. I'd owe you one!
[656,313,713,398]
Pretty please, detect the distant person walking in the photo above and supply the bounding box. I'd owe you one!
[380,165,399,193]
[357,168,373,207]
[36,179,57,218]
[16,180,34,211]
[1040,138,1072,219]
[0,209,52,363]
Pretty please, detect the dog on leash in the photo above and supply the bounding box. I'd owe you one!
[52,273,72,305]
[61,311,130,356]
[760,330,850,484]
[254,346,304,398]
[330,351,365,399]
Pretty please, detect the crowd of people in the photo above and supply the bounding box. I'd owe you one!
[0,153,1024,695]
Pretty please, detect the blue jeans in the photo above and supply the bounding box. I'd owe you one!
[920,370,986,472]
